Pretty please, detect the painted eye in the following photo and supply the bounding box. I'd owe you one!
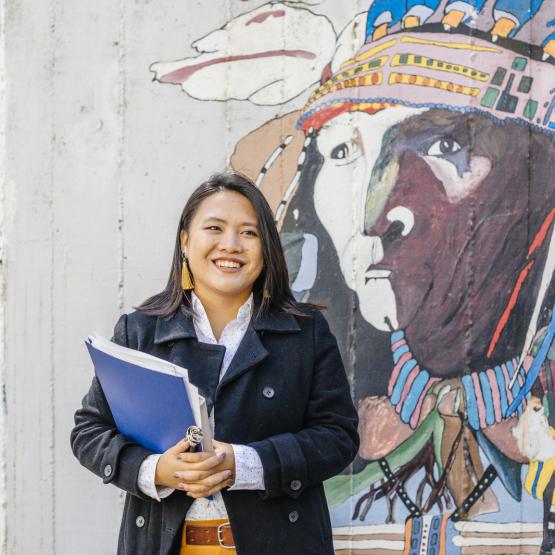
[426,137,462,156]
[330,140,358,161]
[331,142,349,159]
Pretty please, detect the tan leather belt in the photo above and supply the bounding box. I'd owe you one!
[184,521,235,549]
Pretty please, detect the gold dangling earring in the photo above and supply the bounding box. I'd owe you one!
[181,253,194,291]
[263,283,271,300]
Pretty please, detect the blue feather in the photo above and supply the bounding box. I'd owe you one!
[505,302,555,417]
[476,430,522,501]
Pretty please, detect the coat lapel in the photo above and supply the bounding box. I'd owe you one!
[154,306,302,401]
[217,325,269,392]
[171,340,225,415]
[154,310,225,413]
[217,310,301,391]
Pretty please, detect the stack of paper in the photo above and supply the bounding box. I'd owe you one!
[86,334,212,453]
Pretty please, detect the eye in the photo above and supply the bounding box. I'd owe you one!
[242,229,258,237]
[426,136,462,156]
[331,143,349,159]
[330,139,359,162]
[206,225,222,231]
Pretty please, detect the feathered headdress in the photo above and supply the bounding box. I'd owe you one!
[298,0,555,137]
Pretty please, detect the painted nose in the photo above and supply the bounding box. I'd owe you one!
[380,206,414,249]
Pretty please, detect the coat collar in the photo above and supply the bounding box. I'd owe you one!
[154,309,197,344]
[154,305,301,345]
[252,309,301,334]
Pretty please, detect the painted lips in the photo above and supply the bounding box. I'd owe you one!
[365,269,391,284]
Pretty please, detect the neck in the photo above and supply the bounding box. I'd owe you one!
[193,287,252,340]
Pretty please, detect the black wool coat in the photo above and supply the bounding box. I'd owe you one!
[70,306,359,555]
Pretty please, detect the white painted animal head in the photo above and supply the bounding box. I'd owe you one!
[512,397,555,461]
[150,2,336,105]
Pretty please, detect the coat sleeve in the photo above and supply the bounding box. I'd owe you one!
[70,314,154,500]
[249,310,359,500]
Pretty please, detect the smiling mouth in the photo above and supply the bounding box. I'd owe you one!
[213,259,244,270]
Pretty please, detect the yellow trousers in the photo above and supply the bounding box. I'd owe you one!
[180,519,237,555]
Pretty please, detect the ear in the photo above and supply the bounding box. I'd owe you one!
[180,230,188,255]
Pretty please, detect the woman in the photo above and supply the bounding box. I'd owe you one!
[70,172,359,555]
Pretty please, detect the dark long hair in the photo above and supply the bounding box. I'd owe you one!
[137,172,315,320]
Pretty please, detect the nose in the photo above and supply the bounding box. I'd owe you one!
[379,206,415,250]
[218,230,242,252]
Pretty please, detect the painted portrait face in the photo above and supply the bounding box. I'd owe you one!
[313,108,425,332]
[312,107,555,373]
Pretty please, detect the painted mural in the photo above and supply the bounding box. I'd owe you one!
[151,1,555,553]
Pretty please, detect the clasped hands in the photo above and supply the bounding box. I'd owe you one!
[155,438,236,498]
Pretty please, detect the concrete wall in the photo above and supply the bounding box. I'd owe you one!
[2,1,555,553]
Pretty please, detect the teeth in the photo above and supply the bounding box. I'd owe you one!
[365,270,391,278]
[215,260,241,268]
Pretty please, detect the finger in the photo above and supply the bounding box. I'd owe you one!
[177,471,233,493]
[186,479,234,499]
[181,450,226,470]
[178,482,212,494]
[176,451,217,464]
[172,469,214,482]
[199,470,233,487]
[206,478,234,495]
[167,437,191,454]
[172,467,229,482]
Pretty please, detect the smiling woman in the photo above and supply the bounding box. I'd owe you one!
[179,192,265,336]
[70,172,359,555]
[137,173,305,323]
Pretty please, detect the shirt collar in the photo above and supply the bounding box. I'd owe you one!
[191,291,253,329]
[153,294,301,345]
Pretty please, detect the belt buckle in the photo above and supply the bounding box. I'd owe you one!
[217,522,235,549]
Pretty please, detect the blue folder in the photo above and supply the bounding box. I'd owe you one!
[86,341,196,454]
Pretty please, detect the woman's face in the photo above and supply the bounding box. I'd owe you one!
[181,190,264,304]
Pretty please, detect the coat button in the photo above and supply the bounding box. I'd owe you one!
[103,464,112,477]
[288,510,299,523]
[136,516,145,528]
[290,480,302,491]
[262,386,275,399]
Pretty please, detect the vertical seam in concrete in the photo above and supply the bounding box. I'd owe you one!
[117,0,126,314]
[0,0,6,552]
[224,0,231,165]
[48,0,57,551]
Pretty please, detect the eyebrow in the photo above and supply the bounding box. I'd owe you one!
[202,217,258,227]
